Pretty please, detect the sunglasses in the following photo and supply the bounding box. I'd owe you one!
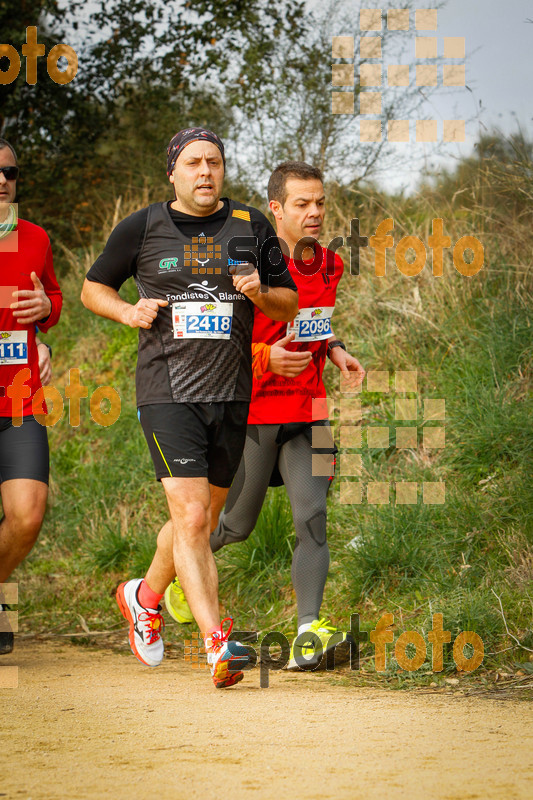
[0,166,19,180]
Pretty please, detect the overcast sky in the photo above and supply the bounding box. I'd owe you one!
[439,0,532,134]
[54,0,533,192]
[380,0,533,190]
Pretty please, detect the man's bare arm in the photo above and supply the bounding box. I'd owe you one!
[268,332,312,376]
[231,266,298,321]
[81,279,168,329]
[255,285,298,321]
[327,329,366,388]
[35,336,52,385]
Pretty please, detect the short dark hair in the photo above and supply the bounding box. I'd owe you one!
[0,138,17,164]
[268,161,323,205]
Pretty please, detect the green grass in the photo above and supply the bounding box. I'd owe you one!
[13,175,533,685]
[217,488,295,629]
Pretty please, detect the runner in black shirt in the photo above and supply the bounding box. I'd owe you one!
[82,128,298,688]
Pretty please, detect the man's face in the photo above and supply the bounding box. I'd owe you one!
[270,177,325,251]
[169,140,224,215]
[0,147,17,205]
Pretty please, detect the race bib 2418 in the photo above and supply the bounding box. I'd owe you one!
[172,302,233,340]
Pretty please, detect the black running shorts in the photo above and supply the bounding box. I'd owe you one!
[138,402,249,487]
[0,415,49,484]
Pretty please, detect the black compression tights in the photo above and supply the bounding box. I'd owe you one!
[210,424,331,626]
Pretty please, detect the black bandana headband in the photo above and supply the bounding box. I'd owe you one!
[166,128,226,176]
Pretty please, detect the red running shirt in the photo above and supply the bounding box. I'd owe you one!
[249,247,343,424]
[0,218,62,417]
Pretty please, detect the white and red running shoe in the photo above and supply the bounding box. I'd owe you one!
[206,617,250,689]
[116,579,165,667]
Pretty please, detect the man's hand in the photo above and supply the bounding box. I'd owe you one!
[230,263,261,300]
[268,332,313,377]
[329,346,366,388]
[11,272,52,324]
[37,342,52,385]
[125,298,169,329]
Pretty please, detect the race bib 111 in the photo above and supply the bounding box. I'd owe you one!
[0,331,28,365]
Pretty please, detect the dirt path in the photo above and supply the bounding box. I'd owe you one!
[1,641,532,800]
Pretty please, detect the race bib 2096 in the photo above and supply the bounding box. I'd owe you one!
[287,307,334,342]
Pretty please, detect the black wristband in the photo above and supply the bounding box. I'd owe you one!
[39,342,52,358]
[327,339,346,358]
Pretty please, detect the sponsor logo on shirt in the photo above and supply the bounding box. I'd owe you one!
[185,236,223,275]
[166,281,246,304]
[159,257,180,271]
